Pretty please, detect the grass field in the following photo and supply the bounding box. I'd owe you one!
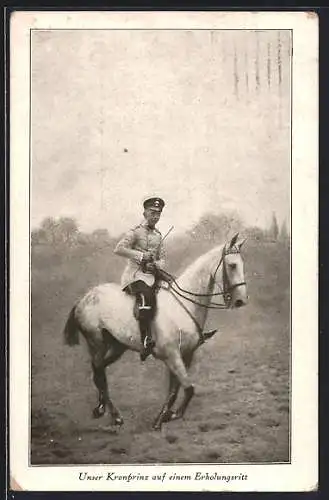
[31,236,290,464]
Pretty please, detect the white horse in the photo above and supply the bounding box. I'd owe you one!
[63,233,248,430]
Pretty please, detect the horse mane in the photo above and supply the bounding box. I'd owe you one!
[177,242,225,288]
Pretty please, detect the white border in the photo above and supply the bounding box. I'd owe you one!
[10,11,318,492]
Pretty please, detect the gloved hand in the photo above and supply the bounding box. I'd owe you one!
[145,262,157,272]
[142,251,154,263]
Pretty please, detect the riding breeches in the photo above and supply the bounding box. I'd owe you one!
[124,281,157,321]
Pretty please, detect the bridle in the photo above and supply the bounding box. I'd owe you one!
[157,244,246,344]
[161,244,247,310]
[154,243,247,344]
[214,244,247,307]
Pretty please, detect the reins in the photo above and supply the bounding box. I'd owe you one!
[159,245,246,347]
[168,289,204,336]
[159,269,226,297]
[158,245,246,311]
[168,284,228,309]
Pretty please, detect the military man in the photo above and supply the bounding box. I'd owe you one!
[114,197,166,361]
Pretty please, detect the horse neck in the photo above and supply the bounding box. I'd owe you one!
[176,245,224,329]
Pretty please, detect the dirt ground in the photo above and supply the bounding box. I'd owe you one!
[31,239,290,465]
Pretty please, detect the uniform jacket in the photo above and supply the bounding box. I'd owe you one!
[114,221,166,289]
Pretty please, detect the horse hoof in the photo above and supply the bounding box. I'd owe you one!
[93,405,105,419]
[161,409,174,423]
[152,423,162,431]
[169,411,179,421]
[113,416,124,426]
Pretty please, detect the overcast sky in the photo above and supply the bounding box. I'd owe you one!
[31,29,291,236]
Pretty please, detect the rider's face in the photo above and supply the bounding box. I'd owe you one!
[144,208,161,228]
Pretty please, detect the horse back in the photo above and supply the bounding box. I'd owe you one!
[75,283,141,350]
[75,283,196,353]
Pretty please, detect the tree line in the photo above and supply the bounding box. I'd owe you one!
[31,216,113,247]
[31,211,290,249]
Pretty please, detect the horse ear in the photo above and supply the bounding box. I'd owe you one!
[229,233,239,248]
[237,237,247,249]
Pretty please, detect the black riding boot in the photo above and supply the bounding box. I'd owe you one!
[139,317,155,362]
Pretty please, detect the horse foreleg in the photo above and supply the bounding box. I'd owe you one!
[92,346,125,425]
[170,386,194,421]
[152,371,180,430]
[164,371,180,418]
[153,352,194,430]
[168,351,195,422]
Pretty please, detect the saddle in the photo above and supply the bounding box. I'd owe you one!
[126,268,174,323]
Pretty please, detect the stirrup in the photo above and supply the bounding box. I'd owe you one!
[140,341,154,362]
[143,337,155,349]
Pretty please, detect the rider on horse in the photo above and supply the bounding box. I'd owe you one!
[113,196,167,361]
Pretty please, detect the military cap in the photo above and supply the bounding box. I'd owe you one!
[143,197,165,211]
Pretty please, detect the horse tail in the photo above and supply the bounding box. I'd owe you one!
[63,305,80,346]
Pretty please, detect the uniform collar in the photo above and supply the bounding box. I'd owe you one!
[141,220,156,231]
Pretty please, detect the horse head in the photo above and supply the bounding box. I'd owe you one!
[216,233,248,309]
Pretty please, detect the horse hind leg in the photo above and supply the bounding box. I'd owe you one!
[91,330,126,426]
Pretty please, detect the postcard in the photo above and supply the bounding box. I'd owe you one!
[9,10,318,492]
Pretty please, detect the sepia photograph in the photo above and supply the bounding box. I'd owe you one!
[10,11,318,492]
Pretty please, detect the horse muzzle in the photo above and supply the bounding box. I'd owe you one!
[229,283,248,309]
